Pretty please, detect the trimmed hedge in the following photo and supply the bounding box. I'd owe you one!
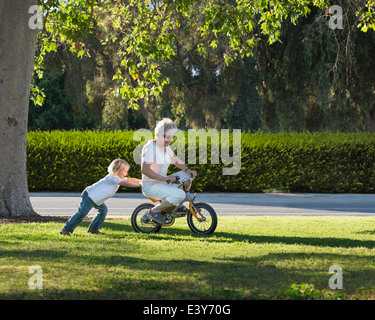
[27,130,375,193]
[27,130,138,192]
[238,132,375,193]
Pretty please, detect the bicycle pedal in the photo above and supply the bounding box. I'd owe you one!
[174,213,186,218]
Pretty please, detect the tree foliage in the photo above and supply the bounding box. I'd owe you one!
[31,0,375,131]
[256,0,375,132]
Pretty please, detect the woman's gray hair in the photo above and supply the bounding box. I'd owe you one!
[154,118,177,137]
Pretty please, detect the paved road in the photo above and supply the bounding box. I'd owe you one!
[29,192,375,217]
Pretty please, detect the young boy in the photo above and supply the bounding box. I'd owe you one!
[60,159,140,236]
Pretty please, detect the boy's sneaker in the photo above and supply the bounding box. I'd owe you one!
[60,228,71,236]
[88,228,104,234]
[145,209,166,225]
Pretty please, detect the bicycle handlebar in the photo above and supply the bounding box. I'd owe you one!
[166,173,193,185]
[166,176,180,185]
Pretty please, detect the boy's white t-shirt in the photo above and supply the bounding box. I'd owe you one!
[86,174,126,205]
[141,140,175,184]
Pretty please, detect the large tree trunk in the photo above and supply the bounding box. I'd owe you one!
[0,0,38,217]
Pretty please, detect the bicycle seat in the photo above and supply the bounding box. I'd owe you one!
[146,197,160,202]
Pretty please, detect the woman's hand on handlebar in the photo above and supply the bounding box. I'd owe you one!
[186,169,197,179]
[165,175,177,184]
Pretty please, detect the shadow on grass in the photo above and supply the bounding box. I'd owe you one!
[103,220,375,249]
[2,248,375,299]
[356,229,375,235]
[210,232,375,249]
[0,249,68,259]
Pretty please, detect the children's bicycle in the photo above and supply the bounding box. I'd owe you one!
[131,174,217,235]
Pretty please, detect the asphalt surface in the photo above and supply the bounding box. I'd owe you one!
[29,192,375,217]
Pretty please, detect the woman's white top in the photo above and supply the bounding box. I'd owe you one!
[141,140,175,184]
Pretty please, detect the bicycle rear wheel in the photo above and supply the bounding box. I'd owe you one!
[187,202,217,235]
[131,203,162,233]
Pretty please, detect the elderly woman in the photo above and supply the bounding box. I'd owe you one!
[141,118,197,224]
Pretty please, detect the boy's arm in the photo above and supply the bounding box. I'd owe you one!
[120,178,141,188]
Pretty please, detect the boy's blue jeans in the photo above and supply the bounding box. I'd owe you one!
[63,191,108,233]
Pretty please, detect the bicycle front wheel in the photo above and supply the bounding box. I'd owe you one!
[131,203,162,233]
[187,202,217,235]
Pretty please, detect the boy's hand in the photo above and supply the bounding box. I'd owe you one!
[120,178,141,188]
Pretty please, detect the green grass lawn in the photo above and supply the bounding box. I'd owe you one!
[1,216,375,299]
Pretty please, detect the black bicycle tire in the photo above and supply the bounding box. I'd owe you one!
[131,203,162,233]
[187,202,217,235]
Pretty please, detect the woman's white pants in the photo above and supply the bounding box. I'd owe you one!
[141,171,188,206]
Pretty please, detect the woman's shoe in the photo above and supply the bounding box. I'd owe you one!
[145,209,166,224]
